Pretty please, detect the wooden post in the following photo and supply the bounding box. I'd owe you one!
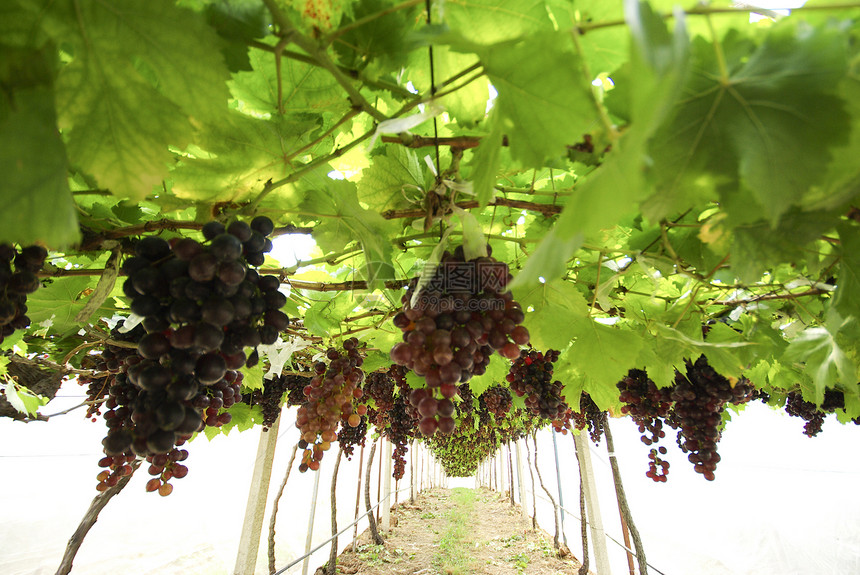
[514,439,528,521]
[234,417,280,575]
[381,437,393,531]
[301,465,322,575]
[574,433,612,575]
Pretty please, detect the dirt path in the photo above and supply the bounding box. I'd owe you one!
[328,487,588,575]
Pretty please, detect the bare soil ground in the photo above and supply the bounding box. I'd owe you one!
[326,487,589,575]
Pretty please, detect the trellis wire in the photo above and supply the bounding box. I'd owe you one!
[272,486,411,575]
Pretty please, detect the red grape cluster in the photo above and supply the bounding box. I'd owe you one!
[296,338,366,472]
[0,244,47,343]
[408,386,456,436]
[617,369,673,445]
[390,245,529,390]
[144,444,190,496]
[669,357,755,481]
[507,348,567,420]
[480,385,512,418]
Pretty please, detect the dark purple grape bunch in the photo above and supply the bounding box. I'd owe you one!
[384,386,418,479]
[0,244,47,343]
[121,216,287,393]
[480,385,513,418]
[669,357,754,481]
[507,348,568,420]
[390,245,530,391]
[784,390,832,437]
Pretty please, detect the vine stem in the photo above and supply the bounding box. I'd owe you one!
[603,422,648,575]
[590,252,604,314]
[56,459,141,575]
[381,198,562,219]
[268,443,298,574]
[249,127,376,207]
[262,0,386,122]
[247,42,418,100]
[570,24,618,142]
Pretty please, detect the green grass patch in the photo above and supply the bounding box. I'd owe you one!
[433,488,477,575]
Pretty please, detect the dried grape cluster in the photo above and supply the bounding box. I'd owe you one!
[384,386,418,479]
[457,383,474,417]
[0,244,47,343]
[364,370,396,415]
[480,385,513,418]
[246,373,309,429]
[507,348,568,420]
[390,245,529,388]
[578,392,607,444]
[296,338,366,472]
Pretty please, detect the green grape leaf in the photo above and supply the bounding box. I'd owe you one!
[783,313,857,405]
[225,403,264,432]
[300,179,397,286]
[478,32,598,167]
[647,22,849,224]
[444,0,557,44]
[44,0,232,199]
[833,223,860,322]
[205,0,271,71]
[567,320,643,410]
[516,279,589,351]
[172,111,323,202]
[510,3,689,289]
[468,354,510,397]
[28,277,97,336]
[240,360,265,391]
[0,46,78,247]
[469,111,504,207]
[357,145,427,214]
[229,43,349,116]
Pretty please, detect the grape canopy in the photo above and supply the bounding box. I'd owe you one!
[3,0,860,485]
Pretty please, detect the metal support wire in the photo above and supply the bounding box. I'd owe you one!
[528,489,669,575]
[272,486,411,575]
